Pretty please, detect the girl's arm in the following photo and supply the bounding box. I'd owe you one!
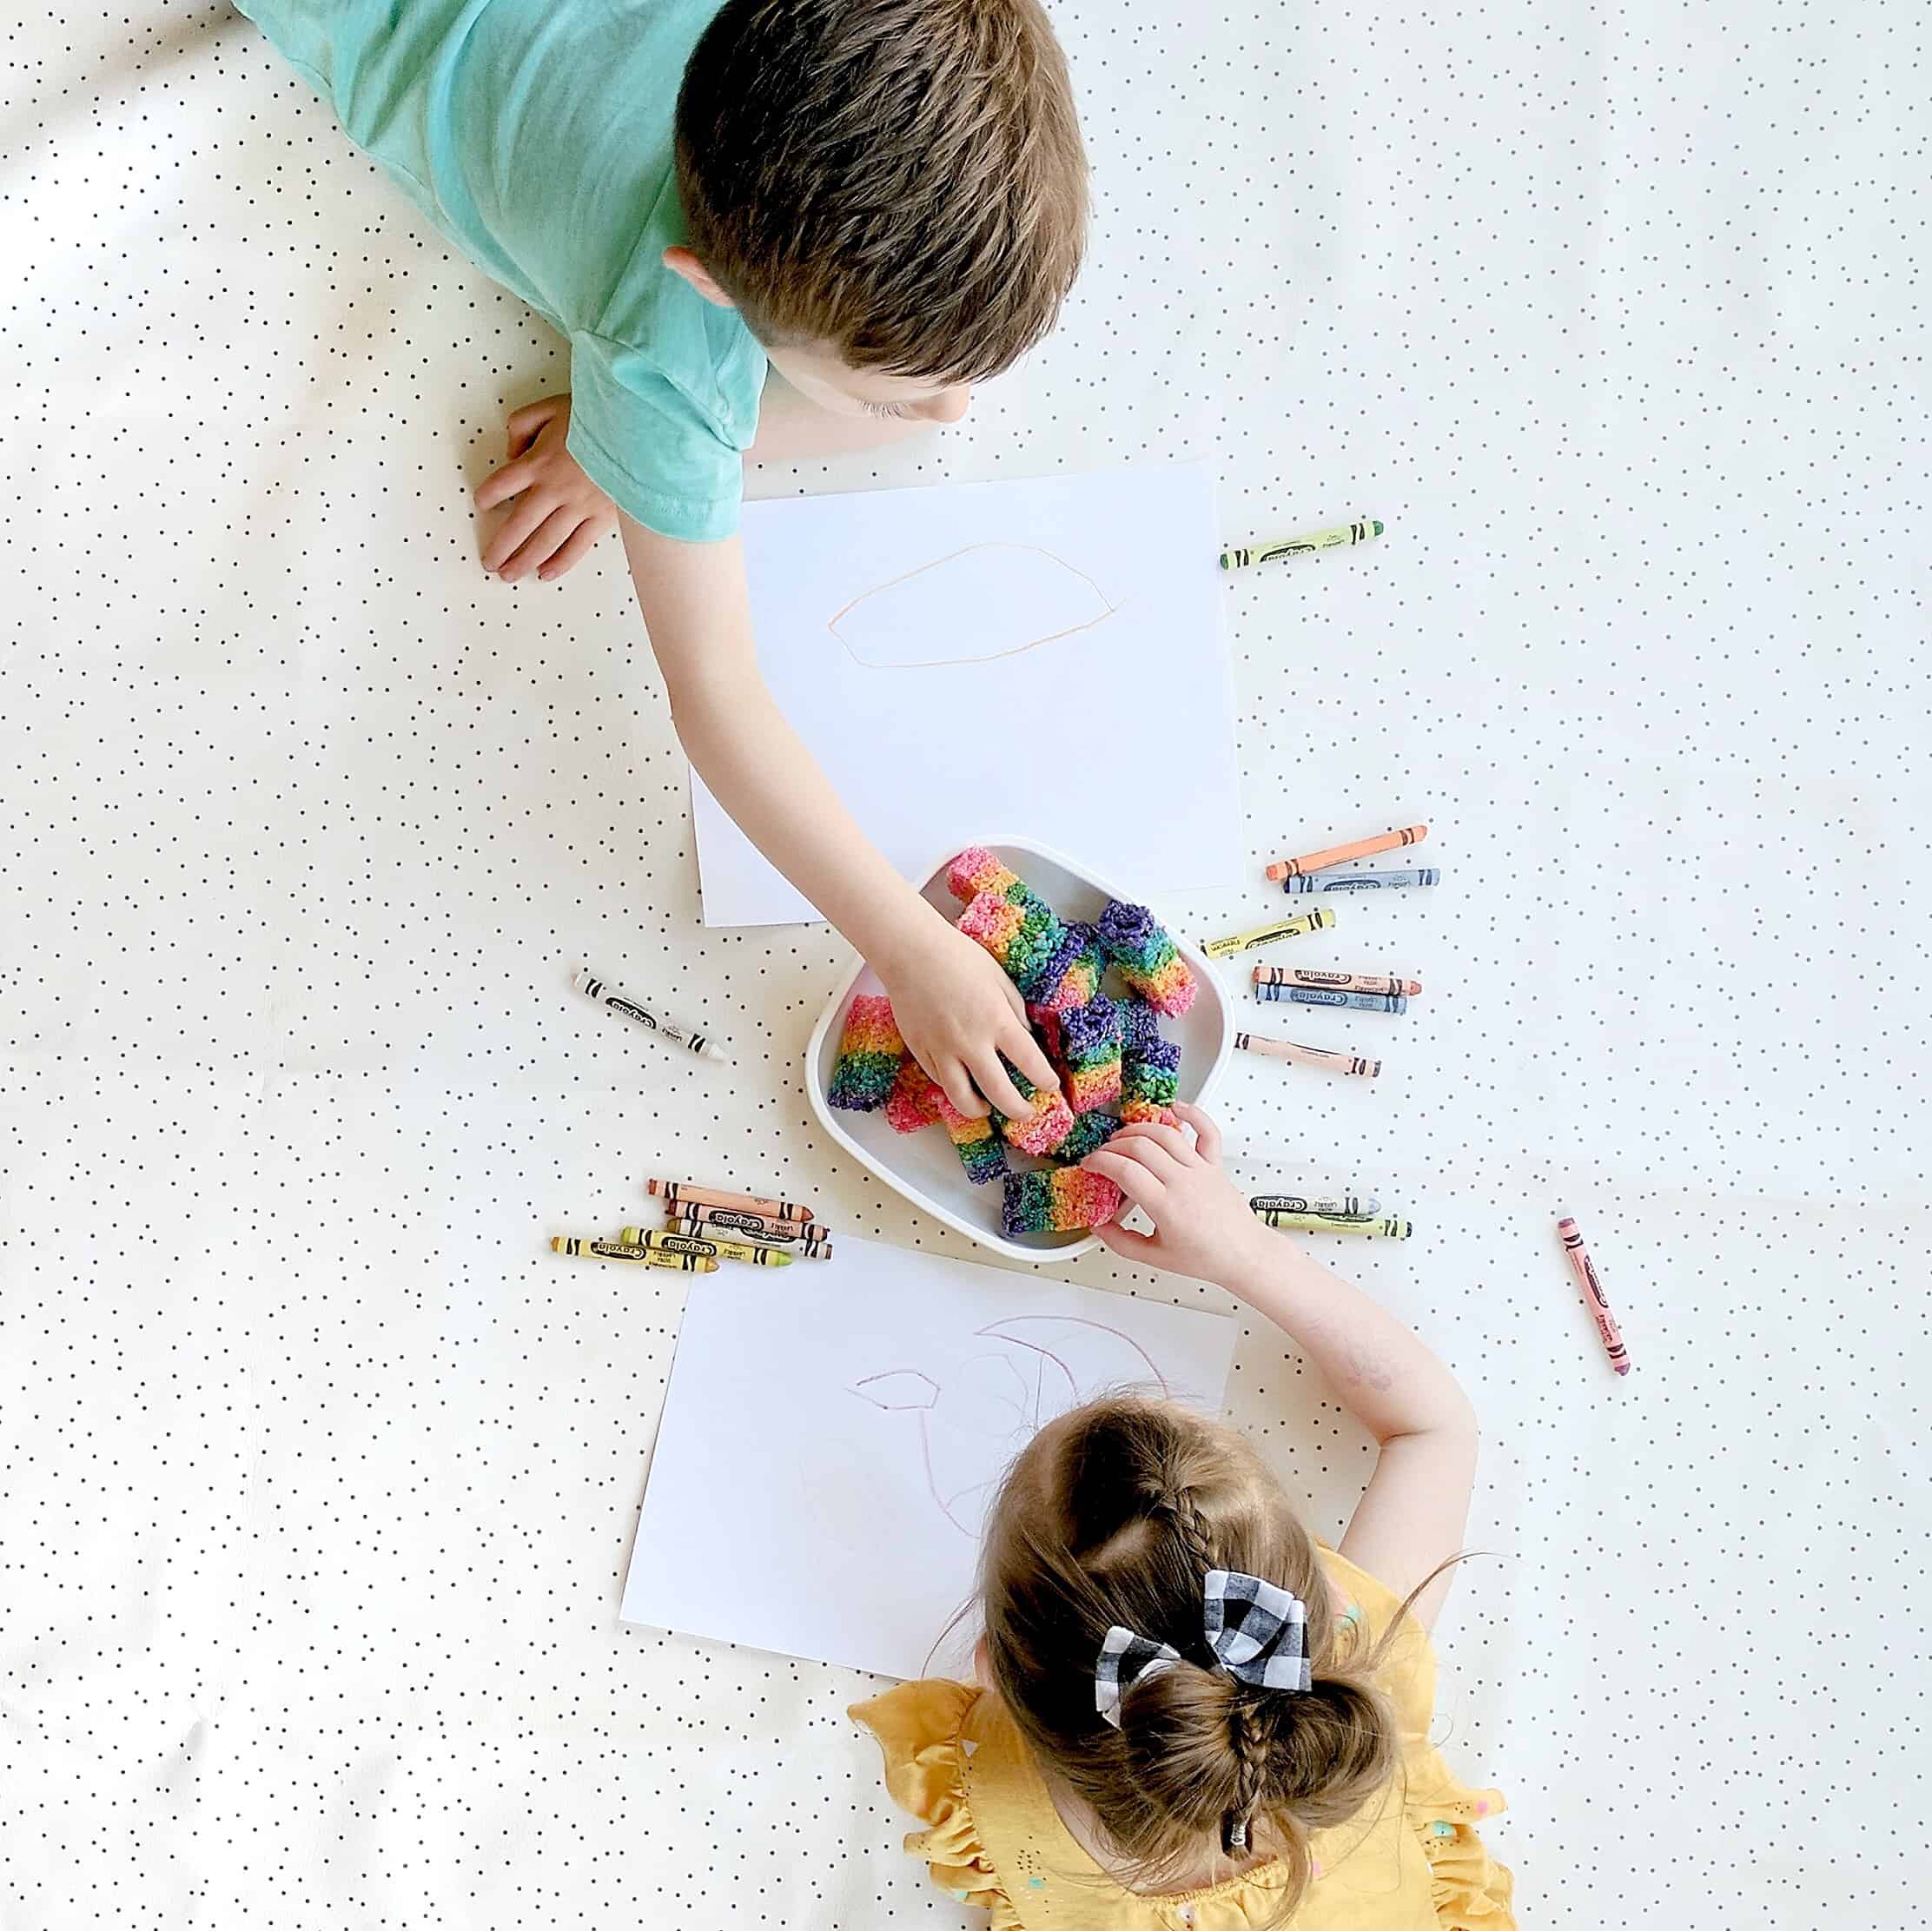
[619,515,1061,1123]
[1085,1107,1479,1630]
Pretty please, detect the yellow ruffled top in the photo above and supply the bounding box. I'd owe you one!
[851,1545,1513,1931]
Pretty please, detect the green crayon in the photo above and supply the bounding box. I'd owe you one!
[1221,519,1383,571]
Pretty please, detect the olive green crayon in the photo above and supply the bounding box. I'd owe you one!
[617,1226,794,1266]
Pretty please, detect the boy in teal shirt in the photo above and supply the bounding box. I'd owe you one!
[237,0,1085,1116]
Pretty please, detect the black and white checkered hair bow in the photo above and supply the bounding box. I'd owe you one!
[1095,1569,1312,1728]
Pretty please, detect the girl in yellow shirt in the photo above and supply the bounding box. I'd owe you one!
[855,1104,1515,1929]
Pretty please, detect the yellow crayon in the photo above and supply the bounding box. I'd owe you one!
[1203,907,1337,959]
[1221,519,1383,571]
[617,1227,794,1266]
[1254,1212,1412,1240]
[552,1236,718,1273]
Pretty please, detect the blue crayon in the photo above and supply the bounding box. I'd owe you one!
[1255,984,1407,1015]
[1282,868,1439,895]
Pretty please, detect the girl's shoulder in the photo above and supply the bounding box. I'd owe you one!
[850,1556,1514,1931]
[849,1680,1017,1926]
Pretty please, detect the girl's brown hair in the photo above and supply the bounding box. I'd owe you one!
[981,1394,1405,1911]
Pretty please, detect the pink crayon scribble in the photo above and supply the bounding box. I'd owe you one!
[850,1319,1172,1538]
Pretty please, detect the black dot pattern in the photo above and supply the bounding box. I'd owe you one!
[3,1,1929,1926]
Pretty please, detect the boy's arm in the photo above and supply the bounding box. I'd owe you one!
[620,514,1059,1121]
[1086,1108,1479,1630]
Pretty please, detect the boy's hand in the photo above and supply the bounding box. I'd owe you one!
[475,394,617,581]
[1082,1104,1269,1281]
[877,922,1062,1123]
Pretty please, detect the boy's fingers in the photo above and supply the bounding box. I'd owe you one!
[935,1061,989,1120]
[475,454,541,512]
[498,508,579,582]
[972,1051,1034,1123]
[483,496,560,572]
[506,398,561,452]
[537,520,603,580]
[1082,1147,1166,1214]
[1169,1101,1221,1162]
[1002,1022,1061,1100]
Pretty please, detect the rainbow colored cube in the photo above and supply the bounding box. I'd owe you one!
[936,1092,1006,1186]
[1057,995,1124,1114]
[1097,900,1197,1017]
[829,993,905,1111]
[1121,996,1182,1122]
[1002,1167,1124,1236]
[1046,1108,1121,1164]
[995,1067,1077,1158]
[1028,920,1105,1018]
[960,885,1066,1001]
[946,845,1021,903]
[883,1059,943,1134]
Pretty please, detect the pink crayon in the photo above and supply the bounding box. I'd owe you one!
[1558,1216,1631,1376]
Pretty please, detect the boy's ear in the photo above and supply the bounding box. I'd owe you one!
[663,246,737,309]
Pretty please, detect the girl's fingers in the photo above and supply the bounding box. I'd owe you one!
[1097,1130,1188,1186]
[1082,1147,1167,1215]
[1092,1220,1159,1260]
[536,519,603,580]
[497,506,579,581]
[1169,1101,1221,1163]
[1108,1119,1196,1166]
[474,453,541,512]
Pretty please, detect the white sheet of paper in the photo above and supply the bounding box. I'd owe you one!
[621,1236,1239,1681]
[691,462,1242,926]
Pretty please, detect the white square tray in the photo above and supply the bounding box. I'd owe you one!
[805,837,1231,1262]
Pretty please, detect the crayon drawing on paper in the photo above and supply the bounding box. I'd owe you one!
[620,1237,1237,1681]
[690,462,1243,926]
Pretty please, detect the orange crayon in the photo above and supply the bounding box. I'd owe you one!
[1253,966,1422,999]
[1558,1216,1631,1376]
[1232,1030,1380,1078]
[1265,823,1428,883]
[645,1179,813,1225]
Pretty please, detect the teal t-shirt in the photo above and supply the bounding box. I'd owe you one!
[237,0,766,541]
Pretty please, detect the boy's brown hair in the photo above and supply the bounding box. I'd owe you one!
[674,0,1088,385]
[982,1395,1416,1917]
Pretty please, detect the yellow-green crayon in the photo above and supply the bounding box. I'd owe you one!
[617,1227,793,1266]
[1203,907,1337,960]
[1221,519,1383,572]
[1254,1211,1412,1240]
[552,1236,718,1272]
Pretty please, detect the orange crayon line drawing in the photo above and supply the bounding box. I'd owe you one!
[825,542,1124,671]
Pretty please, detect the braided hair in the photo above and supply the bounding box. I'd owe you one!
[981,1395,1401,1918]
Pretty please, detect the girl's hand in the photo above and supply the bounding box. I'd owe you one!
[876,922,1062,1123]
[1082,1104,1269,1281]
[476,394,618,581]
